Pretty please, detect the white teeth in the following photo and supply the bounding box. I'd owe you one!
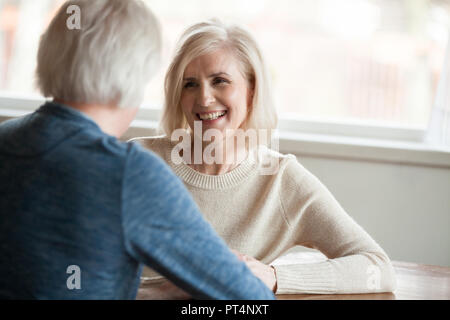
[198,111,226,120]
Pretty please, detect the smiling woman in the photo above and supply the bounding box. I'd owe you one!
[133,19,397,297]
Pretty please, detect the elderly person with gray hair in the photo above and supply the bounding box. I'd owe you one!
[0,1,275,300]
[135,19,397,297]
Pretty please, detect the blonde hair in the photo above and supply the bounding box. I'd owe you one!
[36,0,161,108]
[161,19,277,141]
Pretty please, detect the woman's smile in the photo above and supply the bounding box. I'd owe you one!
[196,110,228,122]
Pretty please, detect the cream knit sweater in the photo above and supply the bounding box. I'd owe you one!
[134,136,397,294]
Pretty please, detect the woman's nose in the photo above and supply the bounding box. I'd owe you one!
[197,86,215,107]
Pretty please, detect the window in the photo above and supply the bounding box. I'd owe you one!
[1,0,449,131]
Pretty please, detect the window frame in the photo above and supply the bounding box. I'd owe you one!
[2,92,450,171]
[0,91,426,141]
[0,1,447,148]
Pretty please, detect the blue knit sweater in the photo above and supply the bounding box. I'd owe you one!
[0,102,274,300]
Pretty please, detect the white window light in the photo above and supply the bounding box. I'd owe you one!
[0,0,449,147]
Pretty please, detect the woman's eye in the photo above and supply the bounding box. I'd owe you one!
[183,81,197,89]
[213,77,229,85]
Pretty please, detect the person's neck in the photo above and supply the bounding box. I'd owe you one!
[54,99,138,138]
[187,137,249,175]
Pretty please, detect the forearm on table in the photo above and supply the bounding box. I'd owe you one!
[273,251,396,294]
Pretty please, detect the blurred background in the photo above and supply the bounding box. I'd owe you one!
[0,0,449,128]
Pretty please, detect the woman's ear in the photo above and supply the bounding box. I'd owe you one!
[247,80,255,109]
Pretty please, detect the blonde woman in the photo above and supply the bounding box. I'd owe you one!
[134,20,396,297]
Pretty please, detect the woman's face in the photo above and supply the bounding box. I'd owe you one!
[180,48,253,138]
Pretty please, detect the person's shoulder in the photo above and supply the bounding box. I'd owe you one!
[129,134,171,159]
[0,115,21,131]
[255,145,300,175]
[125,139,167,169]
[0,113,36,140]
[0,117,21,145]
[257,145,296,162]
[256,145,319,184]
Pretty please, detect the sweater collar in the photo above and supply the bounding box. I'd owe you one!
[163,139,259,189]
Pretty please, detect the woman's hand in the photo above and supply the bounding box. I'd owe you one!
[138,249,278,299]
[231,249,277,293]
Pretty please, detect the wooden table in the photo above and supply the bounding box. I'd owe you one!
[276,260,450,300]
[137,252,450,300]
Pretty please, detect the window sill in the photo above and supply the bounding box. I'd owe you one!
[1,110,449,169]
[278,131,450,169]
[125,119,450,169]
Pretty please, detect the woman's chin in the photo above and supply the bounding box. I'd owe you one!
[195,117,227,132]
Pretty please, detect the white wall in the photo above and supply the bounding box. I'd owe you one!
[292,154,450,267]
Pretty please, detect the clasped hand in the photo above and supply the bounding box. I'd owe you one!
[231,249,277,293]
[140,249,277,299]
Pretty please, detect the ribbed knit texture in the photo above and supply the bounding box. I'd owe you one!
[169,154,258,189]
[134,135,397,294]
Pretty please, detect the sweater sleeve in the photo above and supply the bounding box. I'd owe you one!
[274,157,397,294]
[120,143,275,300]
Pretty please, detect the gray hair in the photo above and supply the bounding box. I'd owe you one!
[36,0,161,108]
[161,19,278,139]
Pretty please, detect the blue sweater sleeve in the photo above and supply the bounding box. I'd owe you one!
[121,144,275,300]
